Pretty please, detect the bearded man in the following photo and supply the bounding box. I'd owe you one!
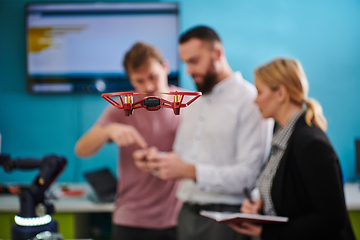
[134,26,273,240]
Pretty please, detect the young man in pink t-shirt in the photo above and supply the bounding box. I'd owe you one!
[75,42,182,240]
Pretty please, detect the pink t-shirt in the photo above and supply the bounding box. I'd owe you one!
[96,86,183,229]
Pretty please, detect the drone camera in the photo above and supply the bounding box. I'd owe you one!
[144,99,161,106]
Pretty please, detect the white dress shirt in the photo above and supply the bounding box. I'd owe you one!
[174,71,273,205]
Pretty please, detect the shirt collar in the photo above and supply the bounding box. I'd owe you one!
[272,108,304,150]
[209,71,243,96]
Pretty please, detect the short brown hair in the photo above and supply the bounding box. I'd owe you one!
[123,42,163,75]
[179,26,221,45]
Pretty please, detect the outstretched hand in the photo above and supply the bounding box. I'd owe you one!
[107,123,148,148]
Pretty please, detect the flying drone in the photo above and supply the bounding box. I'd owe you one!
[101,91,202,116]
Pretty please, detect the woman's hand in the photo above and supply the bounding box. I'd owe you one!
[229,222,262,237]
[229,197,263,236]
[241,198,263,214]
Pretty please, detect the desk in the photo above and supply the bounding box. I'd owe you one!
[0,183,114,239]
[345,182,360,240]
[1,183,360,239]
[0,193,114,213]
[0,183,114,213]
[344,182,360,210]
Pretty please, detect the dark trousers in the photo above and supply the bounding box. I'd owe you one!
[112,224,177,240]
[177,203,250,240]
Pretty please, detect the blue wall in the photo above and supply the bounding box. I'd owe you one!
[1,0,360,183]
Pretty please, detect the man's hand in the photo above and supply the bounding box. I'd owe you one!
[106,123,148,148]
[132,148,152,172]
[146,147,196,181]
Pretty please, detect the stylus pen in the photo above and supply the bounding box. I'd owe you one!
[244,188,254,204]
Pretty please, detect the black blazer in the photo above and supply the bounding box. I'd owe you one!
[261,115,355,240]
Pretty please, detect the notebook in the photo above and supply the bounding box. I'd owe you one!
[83,168,117,203]
[200,210,288,225]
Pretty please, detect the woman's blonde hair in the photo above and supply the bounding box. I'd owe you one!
[254,58,327,131]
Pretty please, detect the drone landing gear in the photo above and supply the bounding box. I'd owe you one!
[124,109,133,116]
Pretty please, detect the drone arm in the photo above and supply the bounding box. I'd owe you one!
[102,96,123,109]
[160,98,174,108]
[180,94,185,103]
[162,91,202,108]
[132,99,145,109]
[183,94,202,106]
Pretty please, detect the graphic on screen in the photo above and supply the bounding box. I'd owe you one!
[26,3,179,93]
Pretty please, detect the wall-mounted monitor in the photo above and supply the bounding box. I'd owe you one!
[25,2,179,93]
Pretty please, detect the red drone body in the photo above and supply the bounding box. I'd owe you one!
[101,91,202,116]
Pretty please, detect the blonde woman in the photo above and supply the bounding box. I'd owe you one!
[231,58,355,240]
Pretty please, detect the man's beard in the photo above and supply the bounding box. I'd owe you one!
[193,64,218,95]
[195,72,217,95]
